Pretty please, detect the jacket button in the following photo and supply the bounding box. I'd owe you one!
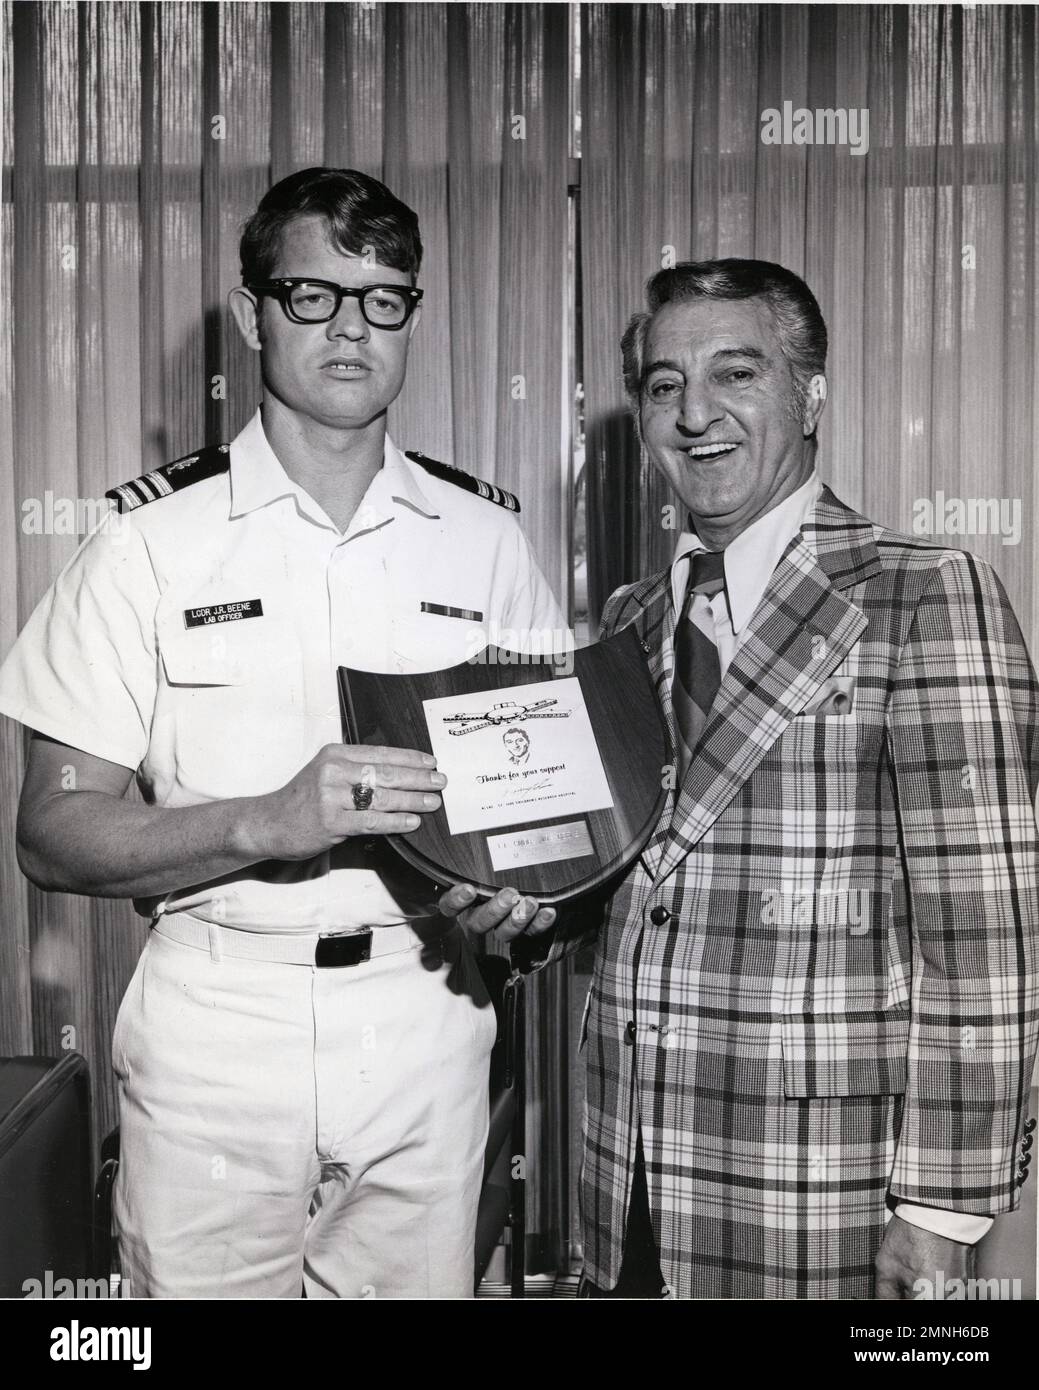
[625,1020,636,1043]
[1022,1134,1034,1152]
[1025,1118,1037,1134]
[649,905,671,926]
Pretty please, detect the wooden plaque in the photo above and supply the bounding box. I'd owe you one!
[339,627,669,903]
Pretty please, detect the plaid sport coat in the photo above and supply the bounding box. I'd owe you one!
[547,487,1039,1298]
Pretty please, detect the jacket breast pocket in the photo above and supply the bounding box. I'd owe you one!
[388,607,488,673]
[780,1007,910,1098]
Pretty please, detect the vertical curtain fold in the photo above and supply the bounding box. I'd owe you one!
[445,4,504,479]
[0,4,33,1056]
[139,0,167,472]
[201,3,223,444]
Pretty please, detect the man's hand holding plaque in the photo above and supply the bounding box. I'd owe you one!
[434,881,557,944]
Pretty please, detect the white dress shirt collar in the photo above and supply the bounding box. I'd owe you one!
[671,470,824,634]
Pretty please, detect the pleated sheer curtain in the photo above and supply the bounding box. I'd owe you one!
[1,0,572,1267]
[581,3,1038,654]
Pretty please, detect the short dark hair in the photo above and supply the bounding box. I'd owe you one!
[239,167,423,284]
[621,259,827,416]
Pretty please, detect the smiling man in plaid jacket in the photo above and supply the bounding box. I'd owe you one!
[532,259,1039,1299]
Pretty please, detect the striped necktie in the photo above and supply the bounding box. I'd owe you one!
[672,549,725,779]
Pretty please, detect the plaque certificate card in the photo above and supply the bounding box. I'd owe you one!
[422,676,615,834]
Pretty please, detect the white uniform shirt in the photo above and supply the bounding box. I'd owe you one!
[0,409,567,931]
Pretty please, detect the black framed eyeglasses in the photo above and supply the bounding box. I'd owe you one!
[245,278,423,329]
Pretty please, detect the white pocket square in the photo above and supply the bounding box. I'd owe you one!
[801,676,855,717]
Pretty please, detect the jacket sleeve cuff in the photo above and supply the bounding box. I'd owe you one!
[895,1202,994,1245]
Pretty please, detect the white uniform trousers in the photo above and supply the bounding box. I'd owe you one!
[111,916,498,1298]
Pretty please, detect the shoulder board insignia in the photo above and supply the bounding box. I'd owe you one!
[405,451,520,513]
[105,444,231,513]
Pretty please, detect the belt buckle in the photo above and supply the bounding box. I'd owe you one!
[315,929,373,968]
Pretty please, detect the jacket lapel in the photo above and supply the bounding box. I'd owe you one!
[654,488,882,885]
[600,571,676,881]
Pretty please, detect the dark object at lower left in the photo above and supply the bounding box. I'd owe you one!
[0,1053,94,1297]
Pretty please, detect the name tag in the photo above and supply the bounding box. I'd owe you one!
[184,599,264,628]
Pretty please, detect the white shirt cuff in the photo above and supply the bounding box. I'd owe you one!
[895,1202,994,1245]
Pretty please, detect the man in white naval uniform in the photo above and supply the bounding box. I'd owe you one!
[0,168,562,1298]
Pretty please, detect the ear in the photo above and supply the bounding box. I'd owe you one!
[803,373,828,436]
[228,287,262,353]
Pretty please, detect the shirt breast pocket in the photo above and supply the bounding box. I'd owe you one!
[155,617,306,799]
[161,630,260,686]
[388,605,489,673]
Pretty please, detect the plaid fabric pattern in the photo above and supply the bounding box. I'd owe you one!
[550,488,1039,1299]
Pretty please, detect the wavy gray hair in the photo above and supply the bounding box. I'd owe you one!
[620,259,828,426]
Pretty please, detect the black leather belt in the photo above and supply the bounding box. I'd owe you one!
[315,930,373,968]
